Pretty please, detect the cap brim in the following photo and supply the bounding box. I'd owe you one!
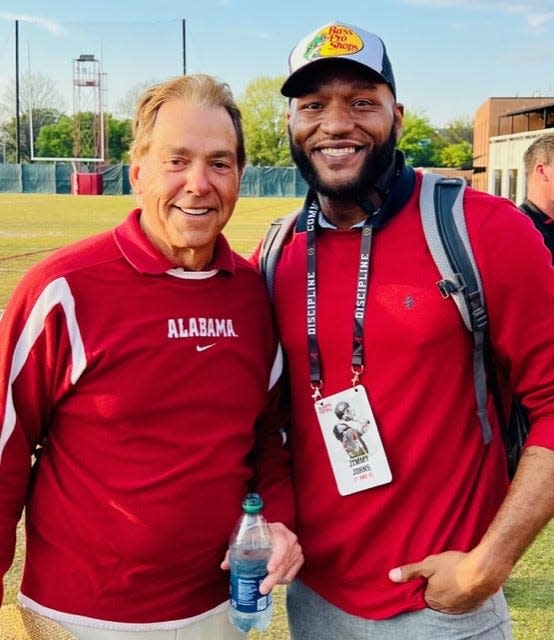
[281,58,391,97]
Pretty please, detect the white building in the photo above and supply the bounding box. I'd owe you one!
[487,130,546,204]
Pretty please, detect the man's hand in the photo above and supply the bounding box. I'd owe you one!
[388,447,554,615]
[221,522,303,595]
[388,549,509,614]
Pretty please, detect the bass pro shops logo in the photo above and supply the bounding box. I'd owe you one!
[303,24,364,61]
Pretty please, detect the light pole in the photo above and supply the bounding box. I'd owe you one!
[182,19,186,75]
[15,19,21,164]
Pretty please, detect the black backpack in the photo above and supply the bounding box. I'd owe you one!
[259,174,529,478]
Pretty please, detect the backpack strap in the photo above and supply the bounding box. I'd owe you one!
[259,210,300,300]
[420,173,492,444]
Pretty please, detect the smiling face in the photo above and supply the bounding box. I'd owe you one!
[287,62,403,224]
[129,98,241,270]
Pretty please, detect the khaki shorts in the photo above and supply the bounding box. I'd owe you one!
[0,605,245,640]
[60,608,245,640]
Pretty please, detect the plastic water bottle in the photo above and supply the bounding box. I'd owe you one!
[228,492,273,632]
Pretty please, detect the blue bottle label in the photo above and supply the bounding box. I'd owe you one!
[230,574,272,613]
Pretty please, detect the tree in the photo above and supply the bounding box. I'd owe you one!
[437,141,473,169]
[114,80,159,120]
[107,117,133,163]
[0,73,66,162]
[1,109,60,163]
[397,110,443,168]
[35,113,132,163]
[238,77,291,167]
[440,117,473,146]
[33,114,73,158]
[435,117,474,168]
[0,73,66,120]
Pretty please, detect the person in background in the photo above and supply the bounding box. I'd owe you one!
[253,21,554,640]
[520,131,554,258]
[0,74,302,640]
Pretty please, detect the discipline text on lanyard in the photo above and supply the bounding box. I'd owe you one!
[305,200,374,401]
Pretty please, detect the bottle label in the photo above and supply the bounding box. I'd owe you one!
[230,574,272,613]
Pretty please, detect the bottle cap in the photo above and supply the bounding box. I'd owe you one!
[242,493,264,514]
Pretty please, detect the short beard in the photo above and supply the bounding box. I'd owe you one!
[289,126,397,201]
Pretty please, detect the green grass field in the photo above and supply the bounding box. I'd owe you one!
[0,193,303,305]
[0,193,552,639]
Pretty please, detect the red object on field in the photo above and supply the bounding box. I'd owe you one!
[71,172,103,195]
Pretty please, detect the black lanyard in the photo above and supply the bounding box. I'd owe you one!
[306,202,374,400]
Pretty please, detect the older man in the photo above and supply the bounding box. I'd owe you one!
[0,74,302,640]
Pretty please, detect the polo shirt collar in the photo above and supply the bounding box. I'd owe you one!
[522,198,554,226]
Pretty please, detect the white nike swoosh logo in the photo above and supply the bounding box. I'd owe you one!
[196,343,216,352]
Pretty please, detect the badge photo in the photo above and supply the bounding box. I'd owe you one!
[315,385,392,495]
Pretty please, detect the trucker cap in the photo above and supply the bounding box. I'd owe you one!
[281,22,396,98]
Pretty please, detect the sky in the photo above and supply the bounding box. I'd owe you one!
[0,0,553,127]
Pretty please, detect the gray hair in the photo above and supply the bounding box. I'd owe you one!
[129,74,246,169]
[523,132,554,178]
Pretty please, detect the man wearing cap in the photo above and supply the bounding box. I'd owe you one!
[519,132,554,260]
[253,21,554,639]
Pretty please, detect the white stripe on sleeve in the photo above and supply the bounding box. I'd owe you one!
[0,278,86,461]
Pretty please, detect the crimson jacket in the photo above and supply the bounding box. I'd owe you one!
[254,169,554,619]
[0,209,294,630]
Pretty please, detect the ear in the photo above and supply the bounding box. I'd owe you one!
[129,162,142,195]
[285,98,295,124]
[393,102,404,141]
[236,167,245,193]
[535,162,548,181]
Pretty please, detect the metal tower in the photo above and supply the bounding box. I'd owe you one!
[72,54,106,165]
